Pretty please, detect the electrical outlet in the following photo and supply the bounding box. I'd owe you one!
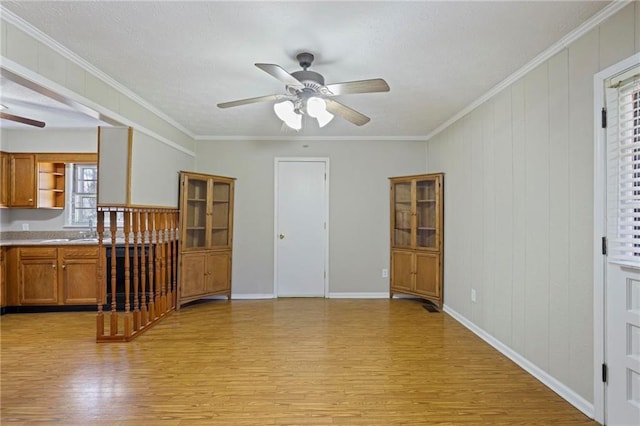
[22,223,29,231]
[382,268,389,278]
[471,289,477,303]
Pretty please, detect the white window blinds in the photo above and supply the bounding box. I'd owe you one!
[608,71,640,265]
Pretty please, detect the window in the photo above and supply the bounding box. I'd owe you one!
[608,73,640,265]
[66,163,97,226]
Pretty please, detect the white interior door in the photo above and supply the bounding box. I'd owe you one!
[604,67,640,426]
[275,159,327,297]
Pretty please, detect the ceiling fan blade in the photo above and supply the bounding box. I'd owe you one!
[325,78,390,96]
[255,64,305,89]
[0,112,45,128]
[217,94,293,109]
[324,99,370,126]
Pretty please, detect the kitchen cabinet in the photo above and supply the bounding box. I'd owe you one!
[60,246,102,304]
[0,247,6,309]
[7,245,102,306]
[0,151,9,207]
[37,161,65,209]
[389,173,444,307]
[9,153,37,208]
[1,152,94,209]
[178,172,235,307]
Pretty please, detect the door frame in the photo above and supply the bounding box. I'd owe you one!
[593,52,640,425]
[273,157,330,297]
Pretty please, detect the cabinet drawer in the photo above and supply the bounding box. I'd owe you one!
[61,246,99,258]
[19,247,57,259]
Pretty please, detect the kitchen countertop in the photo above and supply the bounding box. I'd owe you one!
[0,238,101,247]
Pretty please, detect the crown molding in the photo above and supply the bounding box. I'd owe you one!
[424,0,634,142]
[0,5,197,140]
[195,135,429,142]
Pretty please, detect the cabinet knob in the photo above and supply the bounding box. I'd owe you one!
[28,198,33,202]
[52,264,56,269]
[279,234,285,240]
[62,264,66,269]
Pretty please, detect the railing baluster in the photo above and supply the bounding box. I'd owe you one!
[96,210,105,338]
[132,210,140,331]
[160,211,167,315]
[140,210,148,327]
[148,210,156,320]
[109,210,118,336]
[123,210,132,338]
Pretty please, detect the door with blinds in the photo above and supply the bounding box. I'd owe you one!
[605,65,640,426]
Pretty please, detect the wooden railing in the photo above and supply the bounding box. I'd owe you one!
[96,207,179,342]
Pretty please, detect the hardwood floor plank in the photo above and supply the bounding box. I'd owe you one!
[1,299,596,424]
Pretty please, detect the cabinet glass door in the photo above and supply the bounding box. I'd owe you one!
[211,181,231,247]
[416,178,437,248]
[393,181,412,247]
[184,177,208,249]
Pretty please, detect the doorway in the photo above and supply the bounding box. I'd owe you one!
[274,158,329,297]
[594,53,640,425]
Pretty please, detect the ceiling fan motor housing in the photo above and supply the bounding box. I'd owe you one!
[289,70,325,93]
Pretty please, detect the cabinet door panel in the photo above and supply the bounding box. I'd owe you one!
[391,181,413,248]
[181,176,208,250]
[10,154,36,207]
[180,253,206,299]
[0,152,9,207]
[20,259,58,304]
[391,250,413,292]
[211,181,231,248]
[416,178,438,249]
[0,248,5,308]
[63,259,98,304]
[415,252,440,298]
[206,251,230,293]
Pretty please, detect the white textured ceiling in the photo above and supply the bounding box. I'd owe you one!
[0,1,610,139]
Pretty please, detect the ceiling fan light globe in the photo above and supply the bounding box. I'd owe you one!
[284,113,302,131]
[316,111,334,128]
[274,100,302,130]
[306,97,327,118]
[274,100,295,121]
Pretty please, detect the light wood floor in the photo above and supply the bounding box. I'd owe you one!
[1,299,597,425]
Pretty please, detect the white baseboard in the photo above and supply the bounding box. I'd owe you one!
[230,293,390,299]
[443,304,594,419]
[230,293,275,300]
[327,292,390,298]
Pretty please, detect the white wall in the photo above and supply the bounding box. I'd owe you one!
[1,128,97,231]
[195,139,427,296]
[425,3,639,404]
[130,130,193,207]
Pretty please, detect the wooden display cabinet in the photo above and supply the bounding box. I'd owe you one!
[178,172,235,307]
[389,173,444,307]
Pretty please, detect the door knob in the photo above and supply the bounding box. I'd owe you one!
[279,234,285,240]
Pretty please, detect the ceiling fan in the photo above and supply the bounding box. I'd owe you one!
[217,52,389,129]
